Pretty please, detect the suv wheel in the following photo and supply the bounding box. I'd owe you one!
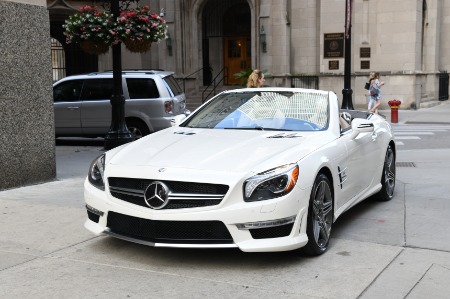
[126,119,150,139]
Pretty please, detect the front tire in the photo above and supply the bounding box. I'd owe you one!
[301,173,334,256]
[375,144,396,201]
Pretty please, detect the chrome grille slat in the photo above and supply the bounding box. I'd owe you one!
[169,194,224,200]
[109,186,144,197]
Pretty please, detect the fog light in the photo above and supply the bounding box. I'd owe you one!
[236,216,296,230]
[86,204,104,216]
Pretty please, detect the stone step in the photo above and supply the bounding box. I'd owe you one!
[420,100,442,108]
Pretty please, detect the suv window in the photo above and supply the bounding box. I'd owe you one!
[81,79,114,101]
[126,78,160,99]
[53,80,83,102]
[163,75,183,96]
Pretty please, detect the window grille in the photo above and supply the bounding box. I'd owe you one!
[51,38,66,82]
[291,76,319,90]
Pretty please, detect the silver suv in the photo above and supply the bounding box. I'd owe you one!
[53,70,189,138]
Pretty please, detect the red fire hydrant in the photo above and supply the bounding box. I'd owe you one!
[388,99,401,123]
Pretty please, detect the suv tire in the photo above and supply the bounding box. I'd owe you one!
[126,119,150,139]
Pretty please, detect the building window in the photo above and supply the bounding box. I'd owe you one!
[51,38,66,82]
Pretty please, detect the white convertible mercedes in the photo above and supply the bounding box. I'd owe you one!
[84,88,396,255]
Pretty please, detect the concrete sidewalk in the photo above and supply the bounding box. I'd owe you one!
[379,99,450,124]
[0,102,450,298]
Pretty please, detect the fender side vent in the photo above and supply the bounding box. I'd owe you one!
[174,131,196,135]
[396,162,416,167]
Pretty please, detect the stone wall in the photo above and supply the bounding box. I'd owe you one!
[0,0,55,190]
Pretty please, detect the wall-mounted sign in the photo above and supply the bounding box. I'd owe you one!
[329,60,339,70]
[361,60,370,69]
[324,33,344,58]
[360,47,371,58]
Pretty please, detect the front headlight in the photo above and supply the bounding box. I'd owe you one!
[244,164,299,202]
[88,154,105,190]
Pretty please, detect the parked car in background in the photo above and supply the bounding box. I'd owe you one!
[84,88,396,255]
[53,70,189,139]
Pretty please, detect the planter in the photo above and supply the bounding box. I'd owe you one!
[123,39,152,53]
[79,40,109,55]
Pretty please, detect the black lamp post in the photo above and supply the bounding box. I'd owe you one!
[104,0,134,150]
[341,0,354,110]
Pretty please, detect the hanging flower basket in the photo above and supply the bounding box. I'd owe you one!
[116,5,167,53]
[63,6,116,55]
[123,39,152,53]
[80,40,110,55]
[63,5,166,55]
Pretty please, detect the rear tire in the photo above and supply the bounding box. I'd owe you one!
[301,173,334,256]
[126,119,150,139]
[375,145,396,201]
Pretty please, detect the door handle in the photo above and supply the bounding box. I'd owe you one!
[67,106,80,110]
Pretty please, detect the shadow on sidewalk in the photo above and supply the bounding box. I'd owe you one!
[55,137,104,147]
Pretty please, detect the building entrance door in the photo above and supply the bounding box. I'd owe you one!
[224,36,250,85]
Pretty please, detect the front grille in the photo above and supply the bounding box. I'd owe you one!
[107,211,233,244]
[108,177,229,209]
[249,223,294,239]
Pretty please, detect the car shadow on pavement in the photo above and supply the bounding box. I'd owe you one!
[55,137,105,147]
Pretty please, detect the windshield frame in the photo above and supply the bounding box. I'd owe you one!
[181,90,330,132]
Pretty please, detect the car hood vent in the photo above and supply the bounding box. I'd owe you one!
[174,131,196,135]
[266,133,302,138]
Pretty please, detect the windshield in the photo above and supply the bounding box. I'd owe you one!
[182,91,329,131]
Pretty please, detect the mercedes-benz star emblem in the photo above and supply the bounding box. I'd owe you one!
[144,181,170,209]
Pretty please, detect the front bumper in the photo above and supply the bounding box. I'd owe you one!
[84,176,311,252]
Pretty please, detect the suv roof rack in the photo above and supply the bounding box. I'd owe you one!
[86,69,166,76]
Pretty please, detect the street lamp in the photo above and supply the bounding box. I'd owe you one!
[341,0,354,110]
[166,32,172,56]
[260,26,267,53]
[104,0,134,150]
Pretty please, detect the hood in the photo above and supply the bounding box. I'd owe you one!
[108,128,332,173]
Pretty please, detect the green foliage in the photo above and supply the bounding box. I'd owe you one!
[63,6,116,45]
[116,6,167,42]
[63,5,167,46]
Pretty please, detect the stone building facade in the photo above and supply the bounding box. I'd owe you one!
[0,0,55,190]
[49,0,450,110]
[1,0,446,189]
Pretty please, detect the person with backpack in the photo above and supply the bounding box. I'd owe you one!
[369,72,385,114]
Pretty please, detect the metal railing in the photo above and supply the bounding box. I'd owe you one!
[291,75,319,90]
[178,67,205,93]
[51,38,66,82]
[439,71,449,101]
[202,67,228,103]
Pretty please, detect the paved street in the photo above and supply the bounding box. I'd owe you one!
[1,102,450,298]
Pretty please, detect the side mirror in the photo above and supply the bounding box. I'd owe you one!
[171,114,187,127]
[350,118,374,139]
